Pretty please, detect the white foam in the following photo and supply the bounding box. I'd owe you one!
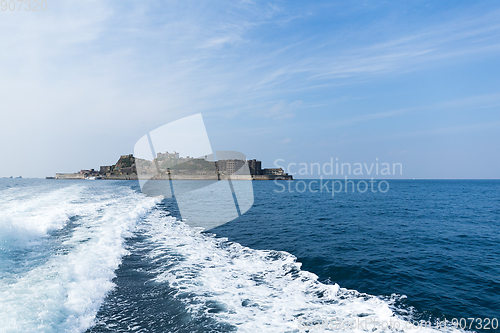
[0,185,84,245]
[143,213,463,333]
[0,181,464,332]
[0,183,159,332]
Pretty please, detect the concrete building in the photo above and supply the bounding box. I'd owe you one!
[217,159,246,175]
[100,166,112,174]
[157,151,179,160]
[262,168,286,175]
[247,159,263,175]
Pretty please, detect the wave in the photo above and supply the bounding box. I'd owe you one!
[0,181,465,332]
[0,183,159,333]
[138,211,462,333]
[0,185,85,245]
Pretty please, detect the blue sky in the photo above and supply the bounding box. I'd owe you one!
[1,0,499,178]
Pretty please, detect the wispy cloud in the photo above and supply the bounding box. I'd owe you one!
[265,100,302,120]
[1,1,499,177]
[280,138,292,144]
[240,7,500,90]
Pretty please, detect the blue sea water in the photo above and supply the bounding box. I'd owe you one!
[0,179,498,332]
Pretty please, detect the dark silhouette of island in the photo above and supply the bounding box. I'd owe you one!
[48,152,292,180]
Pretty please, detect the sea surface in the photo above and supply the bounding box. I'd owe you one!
[0,179,498,332]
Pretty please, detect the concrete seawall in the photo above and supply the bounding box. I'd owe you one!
[55,173,85,179]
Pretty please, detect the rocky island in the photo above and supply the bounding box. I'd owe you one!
[49,152,292,180]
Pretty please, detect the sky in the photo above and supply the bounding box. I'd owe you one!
[1,0,499,179]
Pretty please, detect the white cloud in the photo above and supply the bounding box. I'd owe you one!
[266,100,302,120]
[0,1,499,177]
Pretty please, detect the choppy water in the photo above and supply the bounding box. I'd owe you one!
[0,179,498,332]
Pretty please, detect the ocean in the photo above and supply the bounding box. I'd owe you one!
[0,179,498,332]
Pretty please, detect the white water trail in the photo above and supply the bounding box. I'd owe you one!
[0,183,159,333]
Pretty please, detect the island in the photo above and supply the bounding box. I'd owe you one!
[48,152,292,180]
